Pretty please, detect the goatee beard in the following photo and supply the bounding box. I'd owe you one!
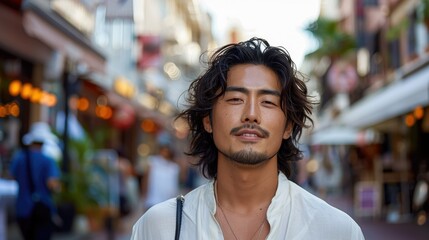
[228,149,270,165]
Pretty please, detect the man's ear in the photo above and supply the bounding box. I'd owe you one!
[283,123,293,140]
[203,115,212,133]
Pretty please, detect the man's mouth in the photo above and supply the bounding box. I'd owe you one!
[230,124,269,138]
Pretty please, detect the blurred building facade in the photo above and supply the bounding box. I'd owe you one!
[304,0,429,224]
[0,0,214,234]
[0,0,214,171]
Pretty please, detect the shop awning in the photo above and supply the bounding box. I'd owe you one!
[21,1,106,73]
[310,126,375,145]
[0,5,52,63]
[339,65,429,129]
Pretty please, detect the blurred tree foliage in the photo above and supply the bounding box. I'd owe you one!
[304,17,356,59]
[418,0,429,26]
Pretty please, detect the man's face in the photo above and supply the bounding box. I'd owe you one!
[203,64,292,166]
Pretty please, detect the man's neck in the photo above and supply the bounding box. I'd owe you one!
[215,158,278,214]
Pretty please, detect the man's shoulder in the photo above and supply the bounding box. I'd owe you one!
[132,198,177,239]
[145,197,177,217]
[288,181,352,218]
[135,198,177,229]
[286,182,364,239]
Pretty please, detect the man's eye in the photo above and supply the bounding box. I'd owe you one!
[262,100,277,106]
[227,98,243,103]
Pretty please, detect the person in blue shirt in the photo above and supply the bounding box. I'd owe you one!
[9,122,61,240]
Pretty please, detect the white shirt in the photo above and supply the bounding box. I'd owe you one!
[131,173,365,240]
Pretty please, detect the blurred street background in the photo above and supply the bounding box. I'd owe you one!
[1,0,429,239]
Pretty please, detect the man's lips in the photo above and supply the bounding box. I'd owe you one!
[234,129,264,138]
[230,124,269,138]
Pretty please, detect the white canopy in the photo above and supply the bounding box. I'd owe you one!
[339,65,429,128]
[311,126,378,145]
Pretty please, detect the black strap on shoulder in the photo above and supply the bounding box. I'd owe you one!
[175,194,184,240]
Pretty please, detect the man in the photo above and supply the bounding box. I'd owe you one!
[9,122,61,240]
[131,38,364,239]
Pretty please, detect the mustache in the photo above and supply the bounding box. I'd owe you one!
[230,123,270,138]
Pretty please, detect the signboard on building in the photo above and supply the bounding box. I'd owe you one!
[137,35,162,70]
[327,60,358,93]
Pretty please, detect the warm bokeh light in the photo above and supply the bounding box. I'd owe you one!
[417,211,427,226]
[40,91,49,105]
[114,77,135,98]
[69,96,78,110]
[141,119,156,133]
[97,95,108,106]
[405,114,415,127]
[173,118,189,139]
[8,80,21,96]
[163,62,181,80]
[46,94,57,107]
[137,143,151,157]
[21,83,33,99]
[306,159,319,173]
[414,106,424,120]
[9,102,20,117]
[138,93,157,109]
[96,105,112,119]
[7,80,56,107]
[0,105,6,117]
[30,88,42,103]
[78,97,89,111]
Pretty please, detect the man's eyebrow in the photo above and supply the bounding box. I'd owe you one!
[259,89,281,97]
[225,86,248,93]
[225,86,281,96]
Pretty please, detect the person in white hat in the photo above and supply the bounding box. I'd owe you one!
[22,122,62,163]
[9,122,61,240]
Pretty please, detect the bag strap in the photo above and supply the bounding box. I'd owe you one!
[175,194,184,240]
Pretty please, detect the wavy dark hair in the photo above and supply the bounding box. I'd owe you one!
[177,37,314,179]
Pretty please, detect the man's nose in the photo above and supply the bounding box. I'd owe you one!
[241,99,260,124]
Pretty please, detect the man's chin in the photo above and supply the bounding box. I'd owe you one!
[228,150,270,165]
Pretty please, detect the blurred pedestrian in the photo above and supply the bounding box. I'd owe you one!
[131,37,364,239]
[117,150,139,217]
[141,145,180,210]
[9,122,61,240]
[312,145,342,198]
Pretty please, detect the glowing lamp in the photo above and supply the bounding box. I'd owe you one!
[9,80,21,96]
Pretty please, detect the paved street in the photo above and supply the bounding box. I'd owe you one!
[325,194,429,240]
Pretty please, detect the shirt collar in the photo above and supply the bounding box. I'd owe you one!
[206,172,290,216]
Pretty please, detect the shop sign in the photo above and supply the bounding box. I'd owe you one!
[137,35,162,70]
[111,103,135,129]
[327,60,358,93]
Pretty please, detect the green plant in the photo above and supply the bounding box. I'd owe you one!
[55,135,98,213]
[386,19,409,41]
[304,17,356,59]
